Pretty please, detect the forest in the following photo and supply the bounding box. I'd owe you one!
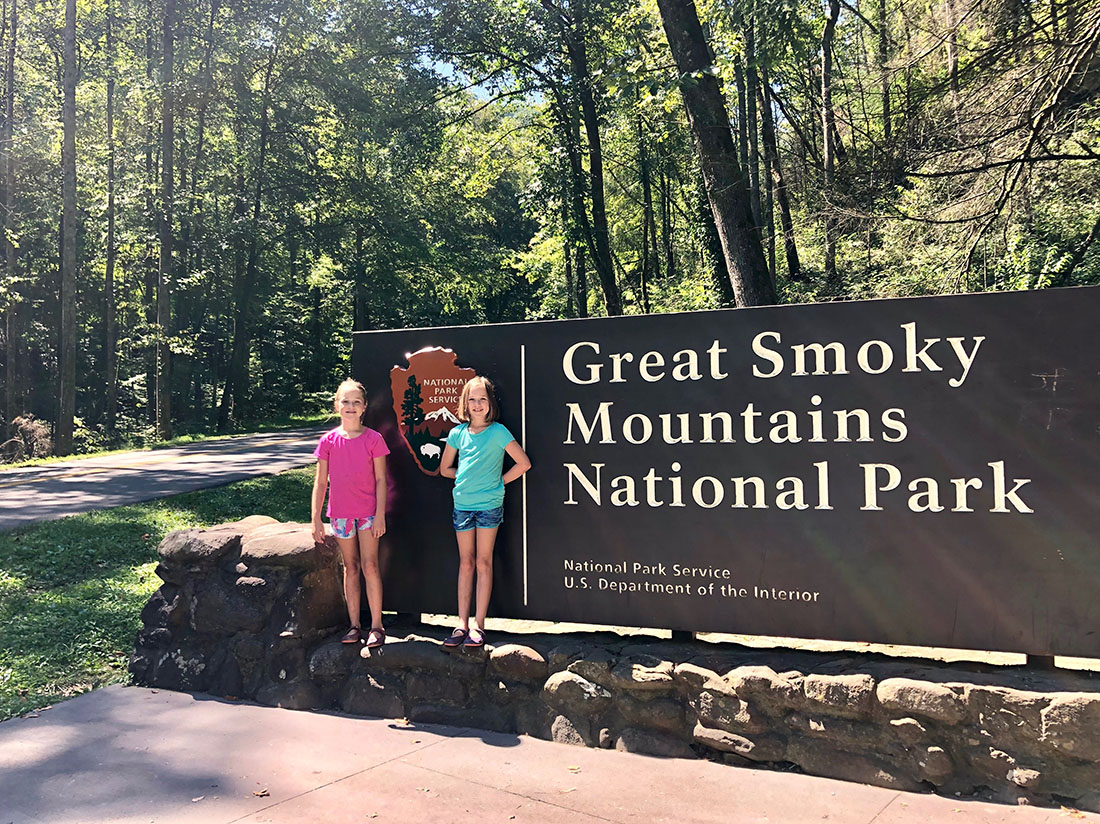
[0,0,1096,457]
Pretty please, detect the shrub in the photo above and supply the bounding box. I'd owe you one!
[1,415,53,463]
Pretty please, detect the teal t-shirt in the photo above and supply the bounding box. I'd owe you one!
[446,421,515,510]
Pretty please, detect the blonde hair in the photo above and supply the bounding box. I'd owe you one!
[333,378,369,425]
[457,376,499,423]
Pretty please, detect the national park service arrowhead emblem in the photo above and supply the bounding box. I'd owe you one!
[390,347,475,475]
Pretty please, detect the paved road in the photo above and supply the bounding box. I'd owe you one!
[0,427,326,532]
[3,685,1094,824]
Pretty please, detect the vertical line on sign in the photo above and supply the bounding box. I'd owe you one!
[522,344,528,606]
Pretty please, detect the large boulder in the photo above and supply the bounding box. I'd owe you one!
[876,678,966,723]
[1041,694,1100,761]
[803,673,876,718]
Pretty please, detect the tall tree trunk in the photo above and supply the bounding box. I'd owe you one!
[745,16,761,229]
[353,224,368,331]
[759,70,801,281]
[308,284,322,391]
[555,92,593,319]
[563,235,574,317]
[561,186,575,317]
[565,5,621,315]
[697,180,736,307]
[734,58,748,180]
[878,0,891,146]
[637,113,655,313]
[660,169,674,277]
[155,0,175,439]
[178,0,220,422]
[219,38,277,429]
[144,0,156,423]
[761,129,775,281]
[105,0,117,431]
[821,0,840,289]
[177,125,188,278]
[655,0,775,306]
[944,0,959,116]
[217,174,247,431]
[901,5,912,171]
[57,0,76,454]
[2,0,16,427]
[186,0,219,289]
[574,242,588,318]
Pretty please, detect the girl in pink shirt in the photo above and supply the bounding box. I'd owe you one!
[311,379,390,648]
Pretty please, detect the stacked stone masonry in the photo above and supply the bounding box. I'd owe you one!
[131,519,1100,811]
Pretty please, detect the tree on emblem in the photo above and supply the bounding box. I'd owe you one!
[402,375,425,433]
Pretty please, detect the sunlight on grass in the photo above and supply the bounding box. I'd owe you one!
[0,468,314,720]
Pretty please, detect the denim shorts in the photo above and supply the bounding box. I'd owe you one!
[331,516,375,539]
[452,506,504,531]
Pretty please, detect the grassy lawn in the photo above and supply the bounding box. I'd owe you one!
[0,468,314,721]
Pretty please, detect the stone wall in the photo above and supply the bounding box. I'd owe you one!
[131,519,1100,812]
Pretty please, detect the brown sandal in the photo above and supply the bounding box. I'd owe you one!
[464,628,485,648]
[341,627,362,644]
[366,627,386,648]
[442,628,468,647]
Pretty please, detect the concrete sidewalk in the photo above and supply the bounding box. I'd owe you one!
[2,686,1096,824]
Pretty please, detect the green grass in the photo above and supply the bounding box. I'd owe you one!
[0,468,314,721]
[0,413,330,471]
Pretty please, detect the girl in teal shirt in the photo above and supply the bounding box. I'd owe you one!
[439,376,532,648]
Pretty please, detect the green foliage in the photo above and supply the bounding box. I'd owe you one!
[2,0,1098,453]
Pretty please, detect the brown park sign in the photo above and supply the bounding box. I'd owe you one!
[389,347,473,476]
[356,286,1100,657]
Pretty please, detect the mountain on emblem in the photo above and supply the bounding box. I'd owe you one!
[390,347,476,475]
[425,407,460,423]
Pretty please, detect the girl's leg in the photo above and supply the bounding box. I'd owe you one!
[455,528,477,630]
[472,526,498,633]
[357,528,384,630]
[335,535,362,628]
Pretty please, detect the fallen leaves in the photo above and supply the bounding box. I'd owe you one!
[253,789,270,797]
[1060,807,1086,819]
[191,796,205,803]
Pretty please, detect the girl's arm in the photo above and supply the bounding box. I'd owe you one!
[371,454,387,538]
[311,460,329,543]
[502,440,532,484]
[439,444,458,479]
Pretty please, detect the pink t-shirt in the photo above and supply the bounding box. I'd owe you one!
[314,427,390,519]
